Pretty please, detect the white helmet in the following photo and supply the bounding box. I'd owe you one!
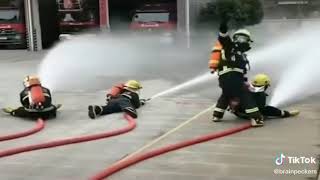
[233,29,253,43]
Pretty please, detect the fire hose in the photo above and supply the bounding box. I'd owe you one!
[0,114,136,158]
[0,99,152,143]
[0,118,45,142]
[0,97,252,180]
[90,122,252,180]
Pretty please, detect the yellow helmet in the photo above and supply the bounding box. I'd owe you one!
[252,74,271,87]
[24,75,41,88]
[124,80,142,90]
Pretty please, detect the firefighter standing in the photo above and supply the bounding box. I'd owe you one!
[208,21,264,127]
[234,74,300,119]
[88,80,146,119]
[2,75,60,119]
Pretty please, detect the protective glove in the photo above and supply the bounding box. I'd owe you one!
[140,99,147,106]
[219,20,228,34]
[209,68,217,74]
[140,98,151,106]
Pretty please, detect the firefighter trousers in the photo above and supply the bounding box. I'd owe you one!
[100,98,138,118]
[11,106,57,120]
[235,106,286,119]
[213,72,262,120]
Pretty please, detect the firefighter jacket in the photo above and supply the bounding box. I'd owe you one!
[250,91,267,110]
[107,83,141,109]
[209,32,249,76]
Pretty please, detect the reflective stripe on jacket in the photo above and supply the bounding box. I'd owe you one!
[218,66,244,76]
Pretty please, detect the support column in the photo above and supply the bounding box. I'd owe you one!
[177,0,190,48]
[185,0,190,48]
[99,0,110,31]
[177,0,186,32]
[24,0,42,51]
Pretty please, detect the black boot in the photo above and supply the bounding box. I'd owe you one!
[88,105,102,119]
[282,111,291,118]
[123,107,138,118]
[212,108,225,122]
[282,110,299,118]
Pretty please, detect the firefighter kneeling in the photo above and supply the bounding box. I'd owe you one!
[233,74,299,119]
[88,80,147,119]
[2,75,60,119]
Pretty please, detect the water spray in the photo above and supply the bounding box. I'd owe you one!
[149,72,215,100]
[38,36,144,91]
[38,34,208,92]
[38,22,320,107]
[270,47,320,107]
[268,24,320,107]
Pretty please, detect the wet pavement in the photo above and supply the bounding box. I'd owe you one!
[0,50,318,180]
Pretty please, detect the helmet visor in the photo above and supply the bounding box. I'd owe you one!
[249,83,267,93]
[234,35,252,43]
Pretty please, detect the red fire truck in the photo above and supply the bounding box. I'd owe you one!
[129,3,177,32]
[0,0,26,48]
[57,0,100,34]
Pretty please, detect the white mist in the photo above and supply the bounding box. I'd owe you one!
[38,22,320,104]
[265,24,320,107]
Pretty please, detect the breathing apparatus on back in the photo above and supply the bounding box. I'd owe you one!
[23,75,45,109]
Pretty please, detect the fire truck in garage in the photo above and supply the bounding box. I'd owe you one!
[129,3,177,44]
[0,0,26,48]
[0,0,179,47]
[57,0,100,34]
[0,0,59,49]
[130,3,177,31]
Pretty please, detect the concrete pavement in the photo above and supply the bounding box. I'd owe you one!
[0,50,318,180]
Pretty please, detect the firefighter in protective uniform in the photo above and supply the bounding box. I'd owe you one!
[234,74,300,119]
[208,21,264,127]
[88,80,147,119]
[2,75,60,119]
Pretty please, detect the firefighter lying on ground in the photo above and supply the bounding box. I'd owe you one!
[208,20,264,127]
[88,80,147,119]
[233,74,299,119]
[2,75,61,119]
